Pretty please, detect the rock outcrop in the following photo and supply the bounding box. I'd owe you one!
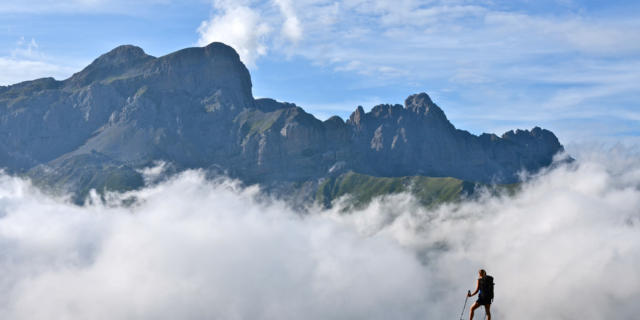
[0,42,565,202]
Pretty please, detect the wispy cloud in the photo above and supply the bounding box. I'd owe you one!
[274,0,302,44]
[0,37,76,85]
[195,0,639,142]
[197,1,272,67]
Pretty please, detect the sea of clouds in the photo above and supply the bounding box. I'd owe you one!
[0,145,639,319]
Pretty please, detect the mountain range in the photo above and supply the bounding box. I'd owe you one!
[0,42,565,205]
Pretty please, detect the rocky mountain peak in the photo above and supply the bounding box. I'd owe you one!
[203,42,243,60]
[159,42,241,65]
[348,105,366,126]
[370,104,404,118]
[152,42,254,110]
[67,45,154,87]
[405,92,446,118]
[93,45,151,66]
[347,93,453,131]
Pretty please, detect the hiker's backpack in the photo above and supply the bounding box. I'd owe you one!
[481,275,494,300]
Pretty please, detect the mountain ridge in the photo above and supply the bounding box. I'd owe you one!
[0,42,566,204]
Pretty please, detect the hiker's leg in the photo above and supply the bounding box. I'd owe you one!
[484,304,491,320]
[469,302,480,320]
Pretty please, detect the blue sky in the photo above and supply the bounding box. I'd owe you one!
[1,0,639,147]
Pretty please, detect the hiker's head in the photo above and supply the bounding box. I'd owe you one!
[478,269,486,278]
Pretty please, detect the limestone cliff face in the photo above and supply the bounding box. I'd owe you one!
[343,93,562,182]
[0,42,565,201]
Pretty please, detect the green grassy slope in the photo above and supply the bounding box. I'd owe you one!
[316,171,477,209]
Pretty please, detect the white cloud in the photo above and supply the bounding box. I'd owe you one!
[483,11,640,56]
[0,145,639,319]
[197,1,272,67]
[0,173,430,320]
[12,37,40,59]
[196,0,307,66]
[0,58,73,85]
[0,37,77,85]
[273,0,302,43]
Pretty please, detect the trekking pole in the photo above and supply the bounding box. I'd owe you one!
[459,291,470,320]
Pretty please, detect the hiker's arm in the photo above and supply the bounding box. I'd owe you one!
[468,279,480,297]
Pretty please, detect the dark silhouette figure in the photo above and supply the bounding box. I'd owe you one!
[467,269,493,320]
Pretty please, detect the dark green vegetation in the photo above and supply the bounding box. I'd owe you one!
[0,42,565,206]
[316,171,476,209]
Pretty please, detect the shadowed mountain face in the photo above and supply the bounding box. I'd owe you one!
[0,42,564,203]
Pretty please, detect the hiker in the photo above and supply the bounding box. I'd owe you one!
[467,269,493,320]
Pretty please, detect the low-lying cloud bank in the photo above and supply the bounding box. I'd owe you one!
[0,146,639,319]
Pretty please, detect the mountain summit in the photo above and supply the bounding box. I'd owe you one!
[0,42,565,204]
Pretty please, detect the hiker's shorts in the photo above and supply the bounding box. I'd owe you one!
[477,295,491,306]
